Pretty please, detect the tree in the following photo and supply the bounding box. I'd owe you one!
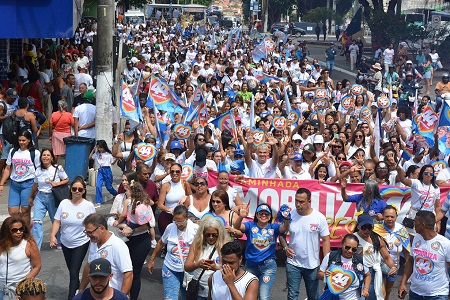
[302,7,342,32]
[267,0,296,26]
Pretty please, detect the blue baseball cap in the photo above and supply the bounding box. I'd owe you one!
[256,204,272,214]
[170,140,182,150]
[357,214,374,227]
[291,152,303,161]
[230,160,245,174]
[234,149,244,157]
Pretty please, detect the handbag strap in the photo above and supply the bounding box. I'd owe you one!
[52,165,59,181]
[416,183,432,212]
[176,233,185,268]
[5,251,8,286]
[53,112,64,128]
[197,247,216,282]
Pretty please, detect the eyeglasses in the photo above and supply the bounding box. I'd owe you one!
[211,200,222,204]
[361,225,373,231]
[11,227,25,233]
[333,145,342,149]
[344,245,358,253]
[258,103,265,105]
[194,182,207,187]
[170,169,181,174]
[71,187,84,193]
[293,140,301,143]
[390,140,398,144]
[423,171,434,176]
[197,138,205,142]
[173,219,187,225]
[337,156,346,160]
[361,126,369,129]
[205,233,219,238]
[84,226,101,236]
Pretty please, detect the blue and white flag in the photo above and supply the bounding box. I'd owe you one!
[251,40,267,63]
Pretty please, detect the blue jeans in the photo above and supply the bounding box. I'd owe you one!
[326,60,335,76]
[31,191,60,250]
[245,258,277,300]
[409,291,448,300]
[435,96,443,113]
[286,263,319,300]
[162,264,187,300]
[95,167,117,204]
[9,179,34,207]
[361,267,376,300]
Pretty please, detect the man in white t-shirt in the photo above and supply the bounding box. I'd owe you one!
[80,213,133,295]
[382,44,395,73]
[73,91,96,138]
[244,134,279,178]
[399,211,450,298]
[280,188,330,300]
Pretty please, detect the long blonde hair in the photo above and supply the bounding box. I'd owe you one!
[192,217,228,262]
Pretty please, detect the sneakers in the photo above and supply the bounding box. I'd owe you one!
[94,203,102,208]
[151,240,157,248]
[56,243,62,250]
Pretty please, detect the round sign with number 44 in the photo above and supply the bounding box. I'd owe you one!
[252,129,266,146]
[326,265,356,294]
[173,124,192,140]
[134,143,157,162]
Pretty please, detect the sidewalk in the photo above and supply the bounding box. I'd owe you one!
[0,130,124,223]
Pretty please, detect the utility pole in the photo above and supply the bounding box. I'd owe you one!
[263,0,268,32]
[96,0,114,146]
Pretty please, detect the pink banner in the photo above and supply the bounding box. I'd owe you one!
[207,172,450,248]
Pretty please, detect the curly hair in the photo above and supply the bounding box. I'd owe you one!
[129,180,150,214]
[15,278,46,299]
[0,216,35,254]
[191,217,228,262]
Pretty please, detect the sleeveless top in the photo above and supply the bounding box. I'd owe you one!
[165,180,185,209]
[52,79,62,96]
[211,270,257,300]
[16,113,32,132]
[0,240,31,287]
[188,195,210,219]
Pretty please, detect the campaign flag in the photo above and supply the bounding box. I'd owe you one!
[209,32,217,49]
[416,105,438,146]
[226,30,233,50]
[284,85,292,113]
[168,3,173,16]
[234,27,242,42]
[251,40,267,63]
[173,9,181,19]
[250,93,255,129]
[250,68,279,84]
[401,135,415,161]
[120,80,141,123]
[439,100,450,127]
[346,7,362,38]
[198,23,206,35]
[155,10,162,20]
[147,75,186,115]
[209,111,236,138]
[263,37,276,52]
[148,94,169,145]
[147,5,154,17]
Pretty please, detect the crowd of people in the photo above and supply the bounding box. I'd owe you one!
[0,14,450,300]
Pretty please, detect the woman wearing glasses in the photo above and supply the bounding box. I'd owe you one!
[0,216,41,299]
[187,177,211,222]
[354,214,397,300]
[149,205,198,300]
[209,190,243,239]
[184,218,228,300]
[50,176,95,300]
[318,233,371,299]
[346,129,369,159]
[158,163,191,235]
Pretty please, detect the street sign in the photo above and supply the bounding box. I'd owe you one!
[432,15,441,28]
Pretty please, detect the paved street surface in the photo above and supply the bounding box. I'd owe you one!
[1,38,442,299]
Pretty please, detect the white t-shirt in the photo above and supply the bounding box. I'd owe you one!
[87,233,133,291]
[410,179,440,211]
[73,103,96,138]
[383,48,395,64]
[436,167,450,183]
[320,253,369,300]
[7,149,41,182]
[34,165,68,193]
[54,199,96,248]
[402,155,430,172]
[283,166,311,180]
[410,233,450,296]
[92,151,114,167]
[162,220,198,272]
[287,209,330,269]
[208,186,238,208]
[248,158,276,178]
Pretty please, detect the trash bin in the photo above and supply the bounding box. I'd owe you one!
[63,136,95,183]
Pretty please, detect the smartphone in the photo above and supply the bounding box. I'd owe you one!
[398,290,407,299]
[205,259,214,264]
[334,133,339,139]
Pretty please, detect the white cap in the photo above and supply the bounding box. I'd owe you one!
[292,133,302,141]
[313,135,324,144]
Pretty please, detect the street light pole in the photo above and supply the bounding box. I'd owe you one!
[96,0,114,146]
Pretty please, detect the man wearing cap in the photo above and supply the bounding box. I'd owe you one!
[74,258,128,300]
[403,60,421,80]
[348,40,359,71]
[123,61,140,85]
[279,152,311,179]
[370,63,383,98]
[152,153,176,186]
[166,140,185,164]
[80,214,133,295]
[324,42,337,76]
[245,133,279,178]
[435,73,450,112]
[280,188,330,300]
[74,90,96,138]
[185,145,217,178]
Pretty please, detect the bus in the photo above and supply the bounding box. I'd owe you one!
[147,3,207,21]
[405,13,425,27]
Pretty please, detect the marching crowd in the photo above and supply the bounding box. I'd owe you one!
[0,16,450,300]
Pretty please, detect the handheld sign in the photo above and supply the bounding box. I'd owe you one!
[173,124,192,140]
[326,265,357,295]
[252,129,266,146]
[272,116,287,131]
[134,143,157,162]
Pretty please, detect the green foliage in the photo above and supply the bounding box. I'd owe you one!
[267,0,296,26]
[302,7,341,24]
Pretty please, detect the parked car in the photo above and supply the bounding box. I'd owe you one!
[270,22,306,36]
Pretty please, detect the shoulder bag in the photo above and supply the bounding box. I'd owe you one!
[51,165,70,208]
[186,247,216,300]
[3,252,16,300]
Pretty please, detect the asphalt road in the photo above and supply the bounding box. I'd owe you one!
[3,40,438,299]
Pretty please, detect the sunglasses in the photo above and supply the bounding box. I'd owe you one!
[170,170,181,174]
[194,182,207,187]
[337,156,346,160]
[205,233,219,238]
[211,200,222,204]
[361,225,373,231]
[197,138,205,142]
[344,245,358,253]
[361,126,369,129]
[423,171,434,176]
[11,227,25,233]
[293,140,301,143]
[355,135,363,138]
[173,219,187,225]
[333,145,342,148]
[71,187,84,193]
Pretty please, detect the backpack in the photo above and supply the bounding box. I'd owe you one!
[10,148,36,170]
[326,249,365,294]
[2,111,20,146]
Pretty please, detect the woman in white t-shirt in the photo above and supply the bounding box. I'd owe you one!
[0,130,40,226]
[50,176,96,300]
[29,148,69,250]
[148,205,199,300]
[396,164,441,235]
